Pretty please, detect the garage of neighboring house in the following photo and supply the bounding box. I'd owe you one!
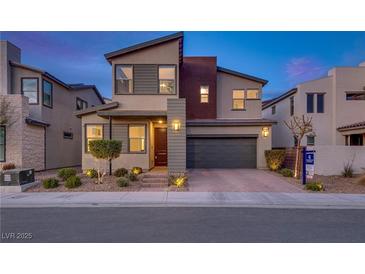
[187,135,257,168]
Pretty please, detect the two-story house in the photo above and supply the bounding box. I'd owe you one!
[262,62,365,175]
[76,32,274,175]
[0,41,105,171]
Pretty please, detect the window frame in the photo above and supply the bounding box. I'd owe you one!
[42,79,53,108]
[307,135,315,146]
[76,97,88,111]
[232,89,245,110]
[128,124,147,154]
[200,85,209,103]
[21,77,39,105]
[306,93,314,113]
[158,65,176,94]
[346,91,365,101]
[246,89,260,100]
[290,96,294,116]
[63,131,74,140]
[0,126,5,162]
[85,124,104,153]
[115,64,134,94]
[271,105,276,115]
[317,93,325,113]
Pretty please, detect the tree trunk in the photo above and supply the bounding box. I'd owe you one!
[294,145,301,179]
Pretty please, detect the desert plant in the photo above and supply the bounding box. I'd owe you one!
[1,163,16,170]
[342,162,354,178]
[89,140,122,183]
[42,178,59,189]
[264,150,286,171]
[131,167,143,175]
[128,172,138,182]
[85,168,98,178]
[357,175,365,186]
[57,168,77,180]
[117,177,130,187]
[305,181,324,192]
[65,175,82,189]
[113,168,128,177]
[169,175,188,188]
[279,168,294,177]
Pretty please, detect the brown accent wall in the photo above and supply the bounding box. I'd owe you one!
[180,57,217,119]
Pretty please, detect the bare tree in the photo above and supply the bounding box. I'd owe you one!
[0,97,17,127]
[284,115,313,178]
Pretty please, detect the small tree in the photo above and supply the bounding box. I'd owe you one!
[284,115,313,179]
[0,97,17,127]
[88,140,122,184]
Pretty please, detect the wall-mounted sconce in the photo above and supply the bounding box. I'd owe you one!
[172,120,181,132]
[262,127,269,137]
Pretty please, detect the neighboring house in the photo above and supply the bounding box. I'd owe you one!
[262,62,365,175]
[0,41,104,171]
[76,32,274,175]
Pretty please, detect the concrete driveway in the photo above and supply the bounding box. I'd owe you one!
[188,169,304,192]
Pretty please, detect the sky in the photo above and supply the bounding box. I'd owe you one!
[1,31,365,100]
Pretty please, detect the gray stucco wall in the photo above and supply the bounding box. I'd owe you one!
[167,98,186,175]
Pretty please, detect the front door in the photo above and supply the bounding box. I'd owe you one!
[154,128,167,166]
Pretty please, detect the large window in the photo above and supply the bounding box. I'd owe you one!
[129,125,146,153]
[159,66,175,94]
[0,126,5,162]
[42,80,53,108]
[232,90,245,110]
[290,96,294,116]
[115,65,133,94]
[307,93,314,113]
[200,86,209,103]
[76,97,88,110]
[317,94,324,113]
[21,78,38,104]
[85,125,103,152]
[346,92,365,100]
[349,134,363,146]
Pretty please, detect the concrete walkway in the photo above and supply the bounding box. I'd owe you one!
[1,192,365,209]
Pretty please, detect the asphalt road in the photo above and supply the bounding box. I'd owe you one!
[1,207,365,242]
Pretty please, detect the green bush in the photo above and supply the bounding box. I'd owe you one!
[114,168,128,177]
[342,162,354,178]
[42,178,59,189]
[279,168,293,177]
[65,175,82,189]
[58,168,77,180]
[264,150,286,171]
[85,168,98,178]
[88,140,122,161]
[117,177,130,187]
[305,181,324,192]
[131,167,143,175]
[128,172,138,182]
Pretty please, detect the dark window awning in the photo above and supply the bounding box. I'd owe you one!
[97,110,167,118]
[25,117,49,127]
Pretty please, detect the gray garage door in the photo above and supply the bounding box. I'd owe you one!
[187,137,257,168]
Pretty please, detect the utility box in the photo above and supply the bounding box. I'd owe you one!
[0,169,35,186]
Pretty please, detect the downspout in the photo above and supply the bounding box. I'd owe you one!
[109,116,112,175]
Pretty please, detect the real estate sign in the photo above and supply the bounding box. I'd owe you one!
[305,150,315,179]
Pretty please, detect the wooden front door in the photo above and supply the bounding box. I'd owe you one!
[154,128,167,166]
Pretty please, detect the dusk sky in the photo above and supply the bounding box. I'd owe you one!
[1,31,365,99]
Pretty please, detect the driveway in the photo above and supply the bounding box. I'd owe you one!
[188,169,304,192]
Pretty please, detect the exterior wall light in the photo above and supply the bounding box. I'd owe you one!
[172,120,181,132]
[262,127,269,138]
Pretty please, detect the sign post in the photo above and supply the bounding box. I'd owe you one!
[302,148,315,185]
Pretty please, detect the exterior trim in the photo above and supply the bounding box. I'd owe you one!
[0,126,5,162]
[187,134,258,138]
[262,88,298,110]
[21,77,39,105]
[25,117,50,127]
[75,102,119,117]
[186,119,276,127]
[97,110,167,117]
[338,121,365,132]
[217,66,268,86]
[42,79,53,108]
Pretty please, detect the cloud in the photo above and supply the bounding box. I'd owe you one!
[285,57,326,83]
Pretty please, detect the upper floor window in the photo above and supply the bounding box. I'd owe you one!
[159,65,175,94]
[307,94,314,113]
[246,89,259,99]
[42,80,53,108]
[290,96,294,116]
[307,135,315,146]
[307,93,324,113]
[21,78,38,104]
[346,91,365,100]
[76,97,88,111]
[115,65,133,94]
[232,90,245,110]
[317,94,324,113]
[0,126,5,162]
[200,86,209,103]
[271,105,276,115]
[129,125,146,153]
[85,125,103,152]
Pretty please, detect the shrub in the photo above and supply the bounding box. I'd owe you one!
[279,168,293,177]
[357,175,365,186]
[65,175,81,189]
[169,175,188,188]
[131,167,143,175]
[128,172,138,182]
[342,162,354,178]
[42,178,59,189]
[117,177,129,187]
[58,168,77,180]
[305,181,324,192]
[264,150,286,171]
[2,163,16,170]
[85,168,98,178]
[114,168,128,177]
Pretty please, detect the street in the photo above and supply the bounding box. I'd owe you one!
[1,207,365,242]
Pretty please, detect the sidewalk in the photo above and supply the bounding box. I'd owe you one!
[1,192,365,209]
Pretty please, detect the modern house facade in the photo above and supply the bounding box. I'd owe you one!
[0,41,105,171]
[76,32,274,175]
[262,62,365,175]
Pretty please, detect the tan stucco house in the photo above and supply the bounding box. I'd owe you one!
[262,62,365,175]
[0,41,105,171]
[76,32,274,175]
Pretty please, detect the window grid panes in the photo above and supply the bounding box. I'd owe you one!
[317,94,324,113]
[129,125,145,153]
[116,65,133,94]
[272,106,276,115]
[22,78,38,104]
[42,80,53,107]
[76,98,88,110]
[86,125,103,152]
[0,126,5,162]
[246,89,259,99]
[159,66,175,94]
[290,97,294,116]
[307,94,314,113]
[200,86,209,103]
[232,90,245,109]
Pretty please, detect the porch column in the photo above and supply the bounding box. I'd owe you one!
[109,116,112,175]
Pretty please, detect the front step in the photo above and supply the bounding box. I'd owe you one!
[141,175,168,187]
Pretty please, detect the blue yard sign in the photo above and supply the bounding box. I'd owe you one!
[302,148,315,185]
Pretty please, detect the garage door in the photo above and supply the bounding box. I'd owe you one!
[187,137,257,168]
